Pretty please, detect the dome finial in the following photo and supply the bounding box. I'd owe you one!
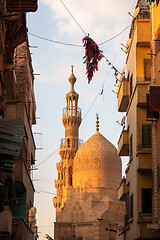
[96,113,99,132]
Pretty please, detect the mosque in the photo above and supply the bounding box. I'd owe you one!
[53,67,125,240]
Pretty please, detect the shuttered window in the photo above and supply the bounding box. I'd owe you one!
[144,59,151,81]
[157,27,160,53]
[142,188,152,214]
[142,124,152,148]
[130,194,133,218]
[130,74,133,96]
[129,134,133,158]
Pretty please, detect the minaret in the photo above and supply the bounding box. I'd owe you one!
[53,66,82,211]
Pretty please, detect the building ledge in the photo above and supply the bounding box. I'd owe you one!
[147,223,160,231]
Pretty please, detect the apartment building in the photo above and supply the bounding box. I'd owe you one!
[0,1,38,239]
[117,0,160,239]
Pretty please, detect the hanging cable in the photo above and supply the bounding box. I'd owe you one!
[59,0,87,36]
[99,24,132,46]
[28,32,82,47]
[36,147,59,167]
[29,24,132,48]
[82,2,136,121]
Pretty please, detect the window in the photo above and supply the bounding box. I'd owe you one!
[144,59,151,81]
[142,188,152,214]
[69,166,72,186]
[142,124,152,148]
[130,194,133,218]
[67,138,70,148]
[129,134,133,158]
[157,27,160,54]
[130,74,133,97]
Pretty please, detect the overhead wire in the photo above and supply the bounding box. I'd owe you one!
[59,0,87,36]
[36,147,59,167]
[99,24,132,46]
[83,1,136,121]
[28,32,82,47]
[32,1,136,163]
[28,24,132,47]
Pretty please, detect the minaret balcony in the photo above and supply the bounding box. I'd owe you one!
[63,107,81,118]
[60,138,83,150]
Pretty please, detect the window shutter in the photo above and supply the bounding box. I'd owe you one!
[144,59,151,81]
[130,194,133,218]
[142,124,152,148]
[142,188,152,214]
[129,134,133,158]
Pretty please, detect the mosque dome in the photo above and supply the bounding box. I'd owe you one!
[73,131,122,189]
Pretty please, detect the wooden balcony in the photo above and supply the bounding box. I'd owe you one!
[137,84,149,107]
[0,207,12,234]
[137,152,152,171]
[118,130,129,156]
[117,78,129,112]
[118,178,129,201]
[12,219,34,240]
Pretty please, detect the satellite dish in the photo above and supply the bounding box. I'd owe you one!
[121,116,126,126]
[133,7,140,19]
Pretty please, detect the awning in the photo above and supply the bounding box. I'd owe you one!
[7,0,38,12]
[0,118,24,157]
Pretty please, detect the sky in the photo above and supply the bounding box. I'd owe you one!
[27,0,136,239]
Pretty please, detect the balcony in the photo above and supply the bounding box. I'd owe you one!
[12,219,34,240]
[117,78,129,112]
[147,86,160,119]
[60,138,83,150]
[7,0,38,12]
[118,130,129,156]
[14,160,34,203]
[118,178,129,201]
[137,84,149,107]
[63,107,81,118]
[0,207,12,234]
[137,153,152,171]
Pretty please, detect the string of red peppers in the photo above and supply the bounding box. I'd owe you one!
[82,36,103,83]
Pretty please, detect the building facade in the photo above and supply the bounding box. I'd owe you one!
[54,68,125,240]
[147,0,160,232]
[117,0,160,239]
[0,1,38,239]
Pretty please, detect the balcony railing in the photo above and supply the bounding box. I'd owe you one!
[60,138,83,150]
[63,107,81,118]
[118,177,129,201]
[137,152,152,171]
[117,78,129,112]
[118,129,129,156]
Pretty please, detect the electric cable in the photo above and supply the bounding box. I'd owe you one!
[36,147,59,167]
[82,1,136,121]
[28,32,82,47]
[99,24,132,46]
[59,0,87,36]
[28,24,132,47]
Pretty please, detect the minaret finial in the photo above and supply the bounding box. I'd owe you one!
[69,65,76,91]
[96,113,99,132]
[71,65,74,73]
